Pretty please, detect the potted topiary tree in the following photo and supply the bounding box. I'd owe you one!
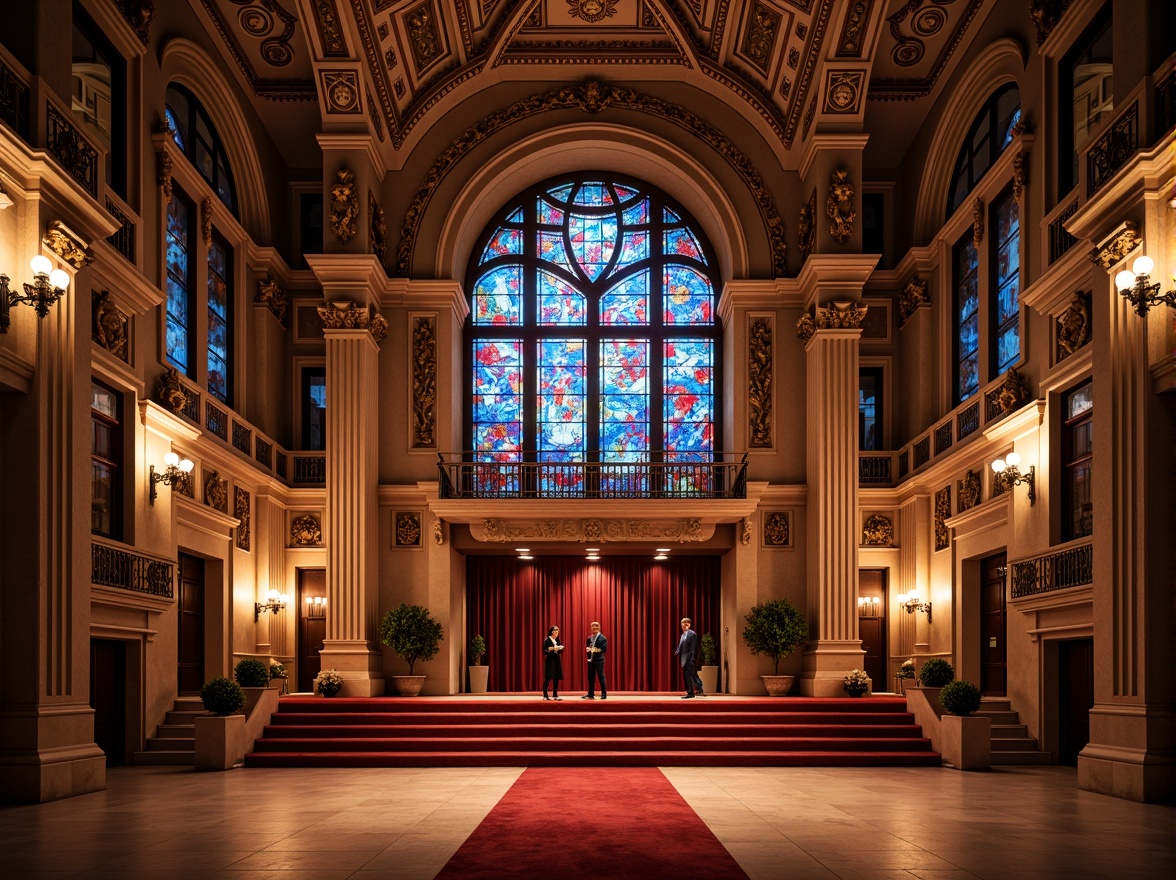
[196,677,246,771]
[938,680,989,770]
[699,633,719,695]
[379,603,444,696]
[468,634,488,694]
[742,599,808,696]
[917,657,955,709]
[235,657,272,716]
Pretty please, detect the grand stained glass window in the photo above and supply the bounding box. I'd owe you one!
[467,177,721,495]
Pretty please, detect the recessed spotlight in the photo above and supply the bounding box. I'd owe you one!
[654,554,668,560]
[655,547,671,553]
[518,555,533,560]
[515,548,529,553]
[586,555,600,561]
[586,547,600,552]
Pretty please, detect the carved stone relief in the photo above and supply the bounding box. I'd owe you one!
[826,169,855,243]
[395,511,422,546]
[1056,291,1092,361]
[763,511,790,546]
[898,275,930,327]
[934,486,951,551]
[862,513,893,546]
[997,367,1030,413]
[824,70,864,114]
[1091,222,1140,270]
[748,316,773,448]
[741,517,753,546]
[958,469,981,512]
[317,301,388,345]
[156,367,189,415]
[797,301,868,341]
[433,518,444,545]
[205,471,228,513]
[329,167,358,242]
[234,486,251,551]
[44,221,93,269]
[116,0,155,45]
[320,70,361,113]
[412,316,437,448]
[798,190,816,262]
[255,275,288,326]
[92,291,128,361]
[291,513,322,546]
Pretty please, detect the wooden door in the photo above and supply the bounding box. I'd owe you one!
[1059,638,1094,766]
[177,552,205,694]
[90,638,126,765]
[297,568,327,693]
[980,552,1007,695]
[858,570,887,689]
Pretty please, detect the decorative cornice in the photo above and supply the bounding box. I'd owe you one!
[1090,221,1140,270]
[475,517,712,544]
[44,220,94,269]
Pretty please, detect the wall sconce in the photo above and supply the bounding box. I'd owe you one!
[990,451,1035,505]
[256,589,290,621]
[0,255,71,333]
[304,596,328,618]
[149,451,194,505]
[856,596,881,616]
[896,590,932,623]
[1115,256,1176,317]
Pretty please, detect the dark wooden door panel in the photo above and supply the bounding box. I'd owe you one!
[980,552,1007,695]
[90,638,126,765]
[177,553,204,695]
[297,569,327,693]
[1059,638,1094,766]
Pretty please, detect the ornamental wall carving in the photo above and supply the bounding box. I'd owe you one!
[116,0,154,45]
[898,275,930,327]
[826,169,855,243]
[741,517,753,546]
[997,366,1030,413]
[1056,291,1091,361]
[476,518,709,544]
[747,316,773,448]
[934,486,951,551]
[317,301,388,345]
[291,513,322,546]
[1091,222,1140,270]
[861,514,893,546]
[329,167,358,242]
[797,301,868,340]
[92,291,128,362]
[412,316,437,448]
[255,275,288,326]
[156,367,189,415]
[320,69,361,113]
[763,511,790,546]
[958,469,981,512]
[824,70,864,114]
[432,519,444,545]
[798,190,816,262]
[395,512,422,546]
[44,221,93,269]
[205,471,228,513]
[158,150,173,201]
[234,487,251,551]
[1030,0,1074,46]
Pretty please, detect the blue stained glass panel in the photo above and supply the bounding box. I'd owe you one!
[166,316,188,373]
[600,340,649,460]
[574,182,611,206]
[996,278,1019,324]
[601,272,650,325]
[663,264,713,323]
[506,207,524,223]
[664,227,706,264]
[536,199,564,225]
[664,208,682,223]
[482,227,523,260]
[537,231,574,272]
[537,340,586,462]
[473,265,523,325]
[538,270,586,325]
[614,185,638,201]
[664,339,714,454]
[568,213,617,280]
[618,231,649,264]
[547,184,573,202]
[997,327,1019,374]
[472,339,522,461]
[207,237,230,402]
[473,393,520,425]
[622,199,649,225]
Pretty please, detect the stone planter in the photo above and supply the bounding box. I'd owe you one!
[897,678,917,695]
[940,714,992,771]
[469,666,489,694]
[194,714,246,771]
[393,675,426,696]
[761,674,794,696]
[241,686,269,718]
[917,684,944,711]
[699,666,719,695]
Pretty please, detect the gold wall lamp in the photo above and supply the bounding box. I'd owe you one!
[0,255,71,333]
[149,451,194,505]
[1115,256,1176,317]
[991,452,1035,505]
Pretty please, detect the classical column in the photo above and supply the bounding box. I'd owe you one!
[898,495,931,655]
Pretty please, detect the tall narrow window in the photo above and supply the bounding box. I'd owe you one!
[1059,9,1113,195]
[954,235,980,403]
[165,191,194,376]
[946,85,1021,218]
[1062,381,1093,540]
[91,381,122,539]
[992,188,1021,375]
[164,83,237,215]
[300,366,326,450]
[859,367,883,451]
[72,3,126,195]
[207,233,231,403]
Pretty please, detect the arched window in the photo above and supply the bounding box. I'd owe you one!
[465,176,722,496]
[164,83,237,214]
[946,85,1021,219]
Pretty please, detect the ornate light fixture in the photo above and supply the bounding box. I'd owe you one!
[895,590,932,623]
[1115,256,1176,317]
[991,451,1035,505]
[255,589,290,621]
[0,255,71,333]
[149,451,194,505]
[856,596,881,616]
[304,596,328,618]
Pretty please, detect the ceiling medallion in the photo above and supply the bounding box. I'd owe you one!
[566,0,619,24]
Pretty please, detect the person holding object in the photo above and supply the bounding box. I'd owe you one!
[675,617,705,699]
[542,625,564,700]
[582,621,608,699]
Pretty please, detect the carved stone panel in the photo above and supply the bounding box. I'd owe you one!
[899,276,930,328]
[827,169,855,243]
[763,511,791,547]
[862,514,893,546]
[748,315,773,448]
[291,513,322,546]
[92,291,128,362]
[234,486,251,551]
[1056,290,1092,362]
[412,315,436,448]
[934,486,951,551]
[395,511,422,547]
[205,471,227,513]
[958,469,981,512]
[328,167,358,242]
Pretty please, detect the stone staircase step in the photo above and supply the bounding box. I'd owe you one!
[991,750,1054,765]
[146,736,194,751]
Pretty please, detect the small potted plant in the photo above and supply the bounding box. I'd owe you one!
[896,657,916,694]
[379,603,444,696]
[742,599,808,696]
[316,668,344,698]
[938,680,989,770]
[235,657,272,715]
[699,632,719,695]
[915,657,955,710]
[196,677,246,771]
[468,634,488,694]
[843,668,870,697]
[268,658,288,693]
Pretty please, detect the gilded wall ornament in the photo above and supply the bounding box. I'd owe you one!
[958,469,981,512]
[748,316,773,448]
[824,70,864,114]
[329,168,358,243]
[395,512,422,546]
[739,2,781,74]
[862,514,894,546]
[1030,0,1074,46]
[1056,291,1092,361]
[1012,146,1027,201]
[116,0,155,45]
[158,150,172,202]
[826,169,855,243]
[972,197,985,248]
[93,291,127,361]
[798,191,816,262]
[412,316,437,448]
[800,301,868,339]
[310,0,346,56]
[741,517,753,546]
[997,367,1030,413]
[934,486,951,551]
[991,470,1008,497]
[255,275,288,326]
[837,0,872,56]
[368,190,386,265]
[173,468,194,498]
[566,0,619,24]
[796,311,816,342]
[764,511,790,546]
[200,196,213,247]
[899,275,930,327]
[234,487,251,551]
[44,221,93,269]
[205,471,228,513]
[291,513,323,545]
[1091,222,1140,270]
[433,519,444,545]
[369,312,389,344]
[156,367,189,415]
[316,301,387,346]
[320,70,361,113]
[404,1,441,69]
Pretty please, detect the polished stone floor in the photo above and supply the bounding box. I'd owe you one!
[2,764,1172,879]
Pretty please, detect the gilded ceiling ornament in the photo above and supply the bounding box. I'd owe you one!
[205,471,228,514]
[972,197,984,248]
[566,0,619,24]
[1090,222,1140,270]
[798,191,816,262]
[739,2,781,74]
[997,367,1030,413]
[958,470,981,512]
[1030,0,1073,46]
[255,275,288,327]
[899,275,930,327]
[764,511,790,546]
[156,367,189,415]
[201,196,213,247]
[433,519,444,545]
[395,512,422,547]
[815,301,868,330]
[116,0,155,45]
[861,514,894,546]
[234,487,251,551]
[329,168,359,242]
[93,291,127,361]
[368,190,387,265]
[826,169,855,243]
[824,71,864,114]
[412,316,437,448]
[1056,291,1091,361]
[934,486,951,551]
[748,316,773,448]
[311,0,346,56]
[321,70,360,113]
[404,1,440,68]
[837,0,871,56]
[158,150,173,201]
[741,517,753,546]
[291,513,323,546]
[44,221,93,269]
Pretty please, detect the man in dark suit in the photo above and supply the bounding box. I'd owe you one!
[675,617,705,699]
[582,621,607,699]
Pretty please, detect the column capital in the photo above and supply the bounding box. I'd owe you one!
[797,254,879,309]
[317,301,388,346]
[306,253,388,309]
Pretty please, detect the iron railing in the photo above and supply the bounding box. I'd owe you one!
[92,541,175,598]
[1010,542,1093,599]
[438,453,748,500]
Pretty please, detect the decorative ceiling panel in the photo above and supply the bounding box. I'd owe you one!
[869,0,985,100]
[197,0,316,100]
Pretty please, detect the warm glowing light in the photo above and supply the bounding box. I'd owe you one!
[165,451,179,467]
[1116,269,1137,291]
[49,268,70,290]
[1005,451,1021,468]
[519,555,534,560]
[654,554,668,560]
[1133,255,1154,277]
[991,458,1005,473]
[30,255,51,276]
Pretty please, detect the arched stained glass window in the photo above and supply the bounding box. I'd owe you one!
[466,176,721,496]
[165,83,237,215]
[946,84,1021,219]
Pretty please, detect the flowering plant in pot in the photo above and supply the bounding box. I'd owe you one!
[843,668,870,697]
[742,599,807,696]
[316,669,344,697]
[896,657,916,693]
[379,603,443,696]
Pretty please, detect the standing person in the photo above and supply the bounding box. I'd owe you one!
[582,621,608,699]
[542,625,564,701]
[675,617,705,699]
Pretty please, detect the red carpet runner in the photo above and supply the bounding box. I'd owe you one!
[435,767,748,879]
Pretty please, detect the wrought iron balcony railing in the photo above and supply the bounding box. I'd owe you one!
[438,453,748,500]
[1010,541,1093,599]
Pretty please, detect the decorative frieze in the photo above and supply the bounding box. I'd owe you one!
[826,169,855,243]
[329,167,358,242]
[763,511,790,547]
[797,300,869,341]
[291,513,323,546]
[44,221,93,269]
[1091,221,1140,270]
[412,316,437,448]
[862,514,893,546]
[747,316,773,448]
[205,471,228,513]
[317,301,389,345]
[934,486,951,551]
[395,512,422,546]
[478,517,707,544]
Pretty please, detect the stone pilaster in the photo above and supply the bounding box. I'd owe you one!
[898,495,931,654]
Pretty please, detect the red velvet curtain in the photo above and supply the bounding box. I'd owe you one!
[467,556,721,692]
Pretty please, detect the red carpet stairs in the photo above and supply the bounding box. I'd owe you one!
[245,696,941,768]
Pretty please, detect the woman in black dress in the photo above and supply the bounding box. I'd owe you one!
[542,625,564,700]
